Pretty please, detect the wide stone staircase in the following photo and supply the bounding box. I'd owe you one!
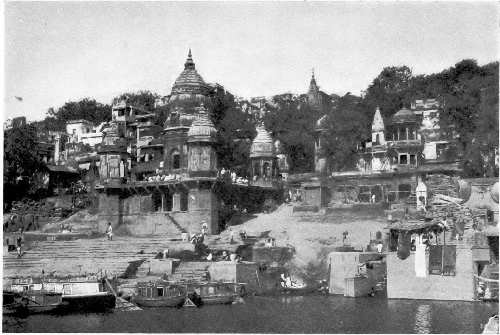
[3,236,182,279]
[167,261,210,282]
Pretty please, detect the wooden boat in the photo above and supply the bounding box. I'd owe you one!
[5,277,116,313]
[132,281,186,308]
[186,282,242,306]
[3,290,68,315]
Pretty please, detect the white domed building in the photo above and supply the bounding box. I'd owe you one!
[249,124,276,182]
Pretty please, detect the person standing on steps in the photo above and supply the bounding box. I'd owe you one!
[16,234,23,258]
[106,222,113,241]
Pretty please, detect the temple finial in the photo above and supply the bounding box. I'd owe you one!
[184,48,195,70]
[312,67,315,79]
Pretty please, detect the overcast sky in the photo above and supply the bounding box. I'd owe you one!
[4,1,499,121]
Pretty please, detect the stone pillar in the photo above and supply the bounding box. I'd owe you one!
[172,192,181,211]
[54,135,61,164]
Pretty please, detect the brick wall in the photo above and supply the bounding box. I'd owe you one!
[386,247,474,301]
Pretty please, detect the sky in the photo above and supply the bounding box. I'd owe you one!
[4,1,499,121]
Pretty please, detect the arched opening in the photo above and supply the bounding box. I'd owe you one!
[263,162,271,179]
[164,190,173,211]
[171,149,180,169]
[180,189,189,211]
[152,190,162,212]
[253,161,261,177]
[375,133,380,145]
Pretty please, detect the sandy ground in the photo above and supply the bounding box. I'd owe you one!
[216,204,387,281]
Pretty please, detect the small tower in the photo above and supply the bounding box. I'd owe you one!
[187,104,217,177]
[249,124,275,181]
[314,115,328,175]
[307,69,322,108]
[97,122,130,187]
[371,106,385,145]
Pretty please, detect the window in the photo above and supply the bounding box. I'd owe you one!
[410,154,416,165]
[157,287,164,297]
[399,154,408,165]
[171,150,180,169]
[398,184,411,199]
[429,245,456,276]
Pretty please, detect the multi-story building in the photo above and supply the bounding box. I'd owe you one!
[298,100,461,208]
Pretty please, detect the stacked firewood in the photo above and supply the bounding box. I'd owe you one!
[425,174,459,198]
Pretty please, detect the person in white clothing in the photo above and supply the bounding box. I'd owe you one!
[106,222,113,241]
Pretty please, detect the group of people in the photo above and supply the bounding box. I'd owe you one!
[218,168,249,185]
[145,174,181,183]
[285,189,302,203]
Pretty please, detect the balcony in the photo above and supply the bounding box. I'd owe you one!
[386,139,423,148]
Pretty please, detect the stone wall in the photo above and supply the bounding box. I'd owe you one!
[386,247,474,301]
[96,184,220,236]
[328,252,383,295]
[208,261,259,293]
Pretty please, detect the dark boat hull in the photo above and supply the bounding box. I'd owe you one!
[194,294,236,306]
[62,293,116,312]
[132,296,185,308]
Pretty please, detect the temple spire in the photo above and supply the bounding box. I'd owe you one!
[308,68,319,93]
[184,48,195,70]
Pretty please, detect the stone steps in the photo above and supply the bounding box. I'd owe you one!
[3,235,185,279]
[168,261,209,282]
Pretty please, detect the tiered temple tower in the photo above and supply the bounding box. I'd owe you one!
[187,105,218,177]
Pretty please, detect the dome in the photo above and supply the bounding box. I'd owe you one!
[392,107,417,124]
[187,105,217,143]
[170,50,210,101]
[250,125,274,158]
[315,114,328,130]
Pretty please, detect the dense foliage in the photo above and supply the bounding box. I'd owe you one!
[35,98,112,132]
[263,95,321,173]
[4,125,48,205]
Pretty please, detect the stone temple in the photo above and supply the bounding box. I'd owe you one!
[94,50,285,236]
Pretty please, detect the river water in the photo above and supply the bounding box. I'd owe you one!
[3,295,498,333]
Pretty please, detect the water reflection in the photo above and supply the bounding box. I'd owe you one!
[414,303,431,334]
[280,295,305,304]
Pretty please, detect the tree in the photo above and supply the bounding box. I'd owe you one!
[4,125,48,205]
[439,60,499,177]
[113,90,159,111]
[322,93,372,171]
[42,98,112,131]
[363,66,414,119]
[264,97,321,173]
